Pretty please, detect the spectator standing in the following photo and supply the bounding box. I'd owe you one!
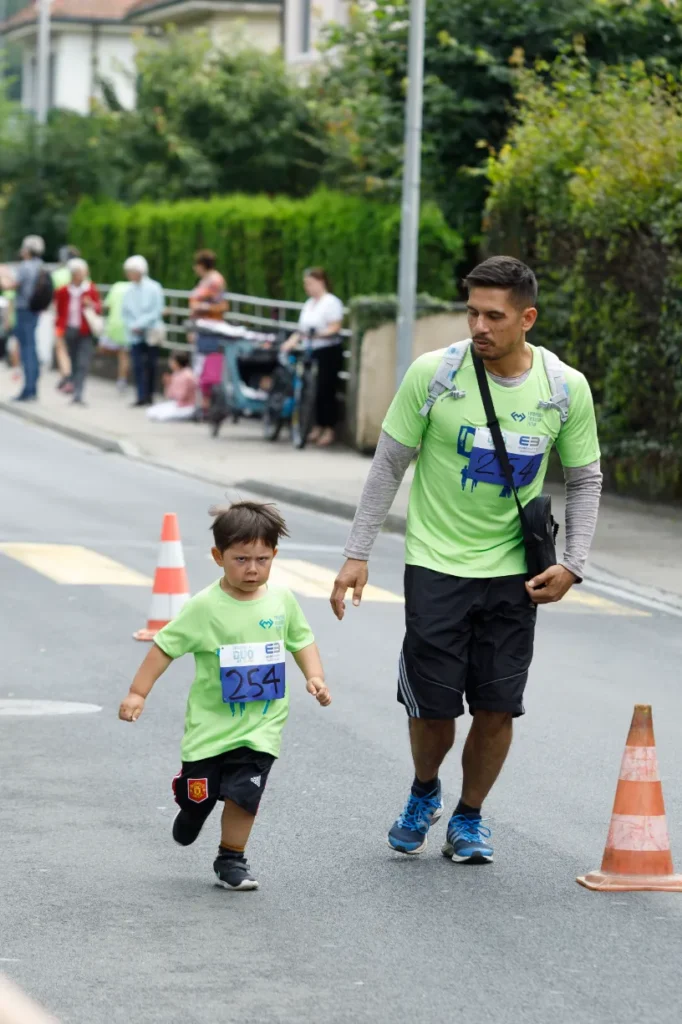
[282,268,344,447]
[188,250,227,410]
[121,256,165,407]
[147,351,197,422]
[52,246,80,390]
[54,258,102,406]
[102,279,131,392]
[0,265,15,365]
[13,235,47,401]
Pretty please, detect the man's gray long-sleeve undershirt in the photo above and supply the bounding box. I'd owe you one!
[344,431,602,581]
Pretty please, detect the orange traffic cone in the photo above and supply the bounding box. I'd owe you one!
[133,513,190,642]
[577,704,682,892]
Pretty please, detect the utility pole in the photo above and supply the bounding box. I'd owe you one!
[395,0,426,389]
[36,0,51,125]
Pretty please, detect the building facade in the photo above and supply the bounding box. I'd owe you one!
[0,0,350,116]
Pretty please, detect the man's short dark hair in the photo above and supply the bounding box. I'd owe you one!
[464,256,538,309]
[209,501,289,553]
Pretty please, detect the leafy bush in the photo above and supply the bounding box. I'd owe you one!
[314,0,682,246]
[69,190,463,300]
[485,58,682,500]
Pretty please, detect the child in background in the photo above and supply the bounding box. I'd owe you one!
[119,502,330,891]
[147,351,197,421]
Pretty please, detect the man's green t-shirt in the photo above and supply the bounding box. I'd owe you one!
[382,344,600,578]
[155,580,315,761]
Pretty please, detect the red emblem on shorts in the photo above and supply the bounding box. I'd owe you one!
[187,777,209,803]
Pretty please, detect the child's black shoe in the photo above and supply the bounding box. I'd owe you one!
[213,848,259,891]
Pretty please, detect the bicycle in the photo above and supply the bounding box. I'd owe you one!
[262,331,319,449]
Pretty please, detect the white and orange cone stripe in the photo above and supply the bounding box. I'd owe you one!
[133,513,190,642]
[577,704,682,892]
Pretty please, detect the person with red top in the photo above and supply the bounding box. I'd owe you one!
[147,351,198,422]
[54,258,102,406]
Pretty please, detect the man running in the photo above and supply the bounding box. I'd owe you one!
[330,257,601,864]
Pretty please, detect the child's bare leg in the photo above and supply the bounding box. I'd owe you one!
[55,333,71,379]
[220,799,256,852]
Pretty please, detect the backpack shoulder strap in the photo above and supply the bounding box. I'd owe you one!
[537,346,570,424]
[419,339,472,418]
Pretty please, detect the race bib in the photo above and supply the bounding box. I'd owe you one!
[218,641,286,705]
[466,427,548,489]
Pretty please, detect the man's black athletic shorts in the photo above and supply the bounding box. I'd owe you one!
[398,565,538,720]
[172,746,276,818]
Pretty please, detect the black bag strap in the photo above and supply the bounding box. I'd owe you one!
[472,353,536,547]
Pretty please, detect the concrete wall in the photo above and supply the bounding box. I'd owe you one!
[353,313,470,451]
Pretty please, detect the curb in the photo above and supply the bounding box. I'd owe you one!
[236,478,408,536]
[0,400,131,456]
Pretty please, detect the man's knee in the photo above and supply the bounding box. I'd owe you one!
[471,709,513,732]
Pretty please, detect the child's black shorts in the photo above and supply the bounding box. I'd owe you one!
[172,746,276,818]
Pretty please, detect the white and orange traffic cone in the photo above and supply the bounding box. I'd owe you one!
[577,704,682,892]
[133,513,190,642]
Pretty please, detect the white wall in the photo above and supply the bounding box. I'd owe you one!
[95,32,136,110]
[53,32,91,113]
[17,25,136,116]
[209,11,281,52]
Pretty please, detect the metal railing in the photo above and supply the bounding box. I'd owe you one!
[99,284,353,380]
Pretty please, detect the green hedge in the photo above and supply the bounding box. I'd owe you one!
[69,190,463,301]
[485,59,682,501]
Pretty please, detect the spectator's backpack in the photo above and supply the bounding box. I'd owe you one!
[418,339,571,424]
[29,270,54,313]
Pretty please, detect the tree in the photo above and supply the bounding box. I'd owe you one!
[101,31,327,203]
[313,0,682,243]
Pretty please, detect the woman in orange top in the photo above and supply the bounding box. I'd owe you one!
[189,249,228,408]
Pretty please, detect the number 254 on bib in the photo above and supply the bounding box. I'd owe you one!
[218,641,286,705]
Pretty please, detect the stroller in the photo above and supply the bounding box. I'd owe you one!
[194,319,284,438]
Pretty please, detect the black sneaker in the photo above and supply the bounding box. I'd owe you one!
[213,849,259,891]
[172,809,208,847]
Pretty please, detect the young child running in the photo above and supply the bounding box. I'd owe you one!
[119,501,330,891]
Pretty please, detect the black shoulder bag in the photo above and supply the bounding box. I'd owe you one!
[472,353,559,580]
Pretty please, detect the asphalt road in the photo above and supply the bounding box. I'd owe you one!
[2,411,682,1024]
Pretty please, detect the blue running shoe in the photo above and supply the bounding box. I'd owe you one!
[442,814,493,863]
[387,784,444,855]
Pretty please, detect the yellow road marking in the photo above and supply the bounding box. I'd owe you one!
[271,559,403,603]
[544,588,649,616]
[0,543,152,586]
[273,558,649,616]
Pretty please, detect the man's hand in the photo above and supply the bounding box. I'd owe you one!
[525,565,577,604]
[306,676,331,707]
[330,559,369,620]
[119,693,145,722]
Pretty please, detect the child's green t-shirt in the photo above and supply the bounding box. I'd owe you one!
[155,580,314,761]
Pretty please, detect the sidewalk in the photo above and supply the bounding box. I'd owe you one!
[3,368,682,605]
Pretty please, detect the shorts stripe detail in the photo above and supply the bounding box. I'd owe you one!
[398,650,420,718]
